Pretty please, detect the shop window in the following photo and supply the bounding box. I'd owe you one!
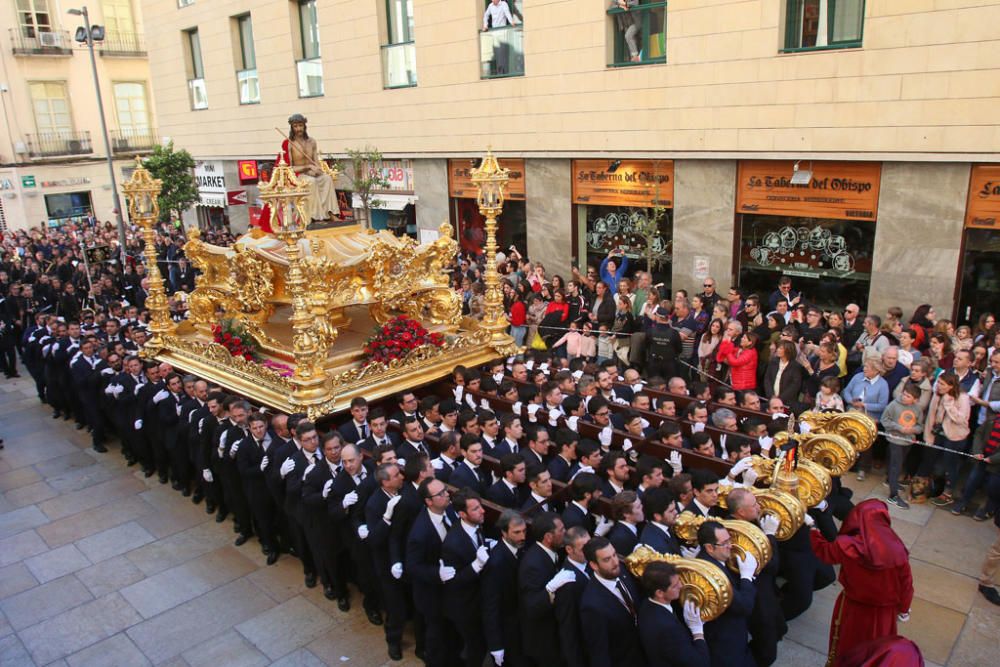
[737,215,874,309]
[480,0,523,79]
[184,28,208,109]
[582,205,673,287]
[45,191,93,224]
[295,0,324,97]
[607,1,666,67]
[957,229,1000,326]
[234,14,260,104]
[783,0,864,52]
[382,0,417,88]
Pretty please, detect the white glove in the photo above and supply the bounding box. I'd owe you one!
[202,468,213,483]
[100,367,115,376]
[279,458,295,478]
[799,421,812,434]
[525,360,534,370]
[623,438,634,452]
[342,490,359,508]
[545,569,576,594]
[480,398,490,411]
[594,515,613,537]
[322,479,333,499]
[668,451,683,475]
[758,435,774,454]
[511,401,522,415]
[737,552,758,580]
[680,545,700,559]
[153,389,169,403]
[133,419,142,430]
[743,468,759,487]
[566,416,579,433]
[897,611,910,623]
[490,649,505,666]
[759,513,780,537]
[453,386,464,402]
[384,494,402,522]
[526,404,541,422]
[613,397,628,405]
[682,599,704,635]
[438,559,456,583]
[431,457,444,471]
[816,499,829,512]
[692,422,705,433]
[729,457,753,478]
[357,524,369,540]
[391,562,403,579]
[104,384,117,396]
[134,383,143,395]
[803,512,815,528]
[260,456,269,472]
[301,463,315,481]
[492,372,504,384]
[112,384,124,397]
[486,538,498,549]
[598,426,613,448]
[229,442,240,458]
[548,411,560,427]
[475,545,490,567]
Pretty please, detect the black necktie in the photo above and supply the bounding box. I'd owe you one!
[443,514,452,530]
[616,579,637,621]
[360,423,368,439]
[475,527,485,548]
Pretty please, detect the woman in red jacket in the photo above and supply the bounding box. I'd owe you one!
[718,331,759,391]
[508,291,527,347]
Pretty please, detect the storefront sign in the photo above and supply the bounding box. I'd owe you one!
[20,176,35,188]
[966,165,1000,229]
[238,160,259,184]
[572,160,673,208]
[736,160,881,222]
[195,160,227,207]
[227,190,248,206]
[0,178,14,190]
[41,177,91,188]
[448,159,525,200]
[372,159,414,193]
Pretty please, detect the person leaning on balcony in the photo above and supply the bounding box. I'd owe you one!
[482,0,519,75]
[611,0,642,63]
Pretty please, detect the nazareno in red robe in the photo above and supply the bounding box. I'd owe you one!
[809,499,915,666]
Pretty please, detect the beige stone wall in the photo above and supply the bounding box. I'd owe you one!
[869,161,970,319]
[140,0,1000,159]
[671,160,738,295]
[412,159,450,233]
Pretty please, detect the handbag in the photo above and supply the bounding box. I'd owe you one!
[529,331,547,351]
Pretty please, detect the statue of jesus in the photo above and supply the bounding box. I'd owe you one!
[282,113,339,222]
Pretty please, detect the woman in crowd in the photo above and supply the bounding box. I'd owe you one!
[764,340,807,411]
[928,332,955,374]
[697,318,725,381]
[507,289,527,347]
[974,312,996,344]
[611,293,636,365]
[920,371,971,507]
[909,304,936,352]
[802,341,841,405]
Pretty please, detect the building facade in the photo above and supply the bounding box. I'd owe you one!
[139,0,1000,322]
[0,0,156,233]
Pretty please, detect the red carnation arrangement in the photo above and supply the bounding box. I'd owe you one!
[363,315,444,367]
[212,318,259,362]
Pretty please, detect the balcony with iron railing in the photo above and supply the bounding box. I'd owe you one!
[98,31,147,57]
[110,128,159,155]
[8,28,73,56]
[25,131,94,158]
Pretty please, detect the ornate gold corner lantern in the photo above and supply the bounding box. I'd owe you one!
[122,156,173,347]
[470,149,518,355]
[257,157,332,405]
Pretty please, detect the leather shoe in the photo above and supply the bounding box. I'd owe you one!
[305,573,317,588]
[158,475,169,485]
[181,488,191,497]
[215,511,228,523]
[234,534,250,547]
[92,444,107,453]
[337,596,350,612]
[143,468,155,478]
[205,503,216,515]
[191,493,204,505]
[266,551,279,566]
[980,585,1000,606]
[387,644,402,661]
[323,586,335,601]
[171,482,184,491]
[366,609,383,626]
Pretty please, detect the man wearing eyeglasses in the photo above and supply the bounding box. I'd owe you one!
[697,521,758,667]
[698,277,720,312]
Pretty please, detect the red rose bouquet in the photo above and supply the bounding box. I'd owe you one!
[363,315,444,367]
[211,318,259,362]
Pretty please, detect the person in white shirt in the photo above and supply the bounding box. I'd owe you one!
[482,0,520,75]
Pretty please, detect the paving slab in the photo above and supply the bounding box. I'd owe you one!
[75,554,147,598]
[124,519,236,576]
[269,648,332,667]
[0,505,49,540]
[181,629,270,667]
[77,520,156,563]
[19,592,144,665]
[0,573,93,631]
[0,467,42,493]
[897,597,965,665]
[3,480,58,508]
[65,631,151,667]
[38,475,147,521]
[0,633,34,667]
[33,450,103,479]
[909,557,979,614]
[36,494,154,548]
[0,562,38,600]
[236,596,334,660]
[23,542,92,584]
[0,529,48,568]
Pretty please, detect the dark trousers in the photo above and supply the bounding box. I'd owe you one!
[219,460,252,534]
[959,462,1000,514]
[351,541,381,614]
[917,434,967,491]
[887,442,910,498]
[245,486,277,552]
[779,553,836,621]
[287,513,315,575]
[448,610,486,667]
[377,570,407,647]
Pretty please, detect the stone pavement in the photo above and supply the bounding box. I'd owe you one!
[0,372,997,667]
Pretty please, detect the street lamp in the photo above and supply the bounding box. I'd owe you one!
[68,6,128,259]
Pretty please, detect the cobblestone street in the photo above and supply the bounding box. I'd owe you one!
[0,373,996,666]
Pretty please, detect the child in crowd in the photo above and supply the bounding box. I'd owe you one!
[954,325,973,351]
[552,320,585,359]
[815,375,845,411]
[596,324,614,364]
[579,321,597,361]
[880,382,924,509]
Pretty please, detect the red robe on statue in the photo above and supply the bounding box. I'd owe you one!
[255,141,292,234]
[810,499,914,666]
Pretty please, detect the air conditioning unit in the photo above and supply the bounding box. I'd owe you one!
[39,32,63,48]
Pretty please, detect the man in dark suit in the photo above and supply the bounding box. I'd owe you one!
[637,561,710,667]
[685,468,725,518]
[337,396,370,445]
[218,399,253,544]
[553,526,592,667]
[133,361,163,477]
[639,487,682,555]
[234,412,279,564]
[518,512,573,667]
[156,373,189,491]
[778,516,836,621]
[449,433,491,495]
[482,510,527,667]
[578,536,646,667]
[561,472,601,533]
[600,450,633,498]
[440,489,490,667]
[69,338,110,452]
[389,390,421,426]
[395,416,432,461]
[300,431,349,608]
[196,392,228,520]
[358,407,399,454]
[179,379,208,503]
[493,413,523,457]
[486,453,526,508]
[405,477,461,667]
[520,423,551,468]
[432,431,462,483]
[520,465,562,514]
[727,488,785,667]
[696,521,758,667]
[282,419,321,588]
[547,428,579,483]
[388,454,434,574]
[607,490,643,557]
[365,462,407,661]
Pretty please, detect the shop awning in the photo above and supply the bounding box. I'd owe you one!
[351,193,417,211]
[198,193,227,208]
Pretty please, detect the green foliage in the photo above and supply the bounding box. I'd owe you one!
[142,141,199,222]
[341,146,390,227]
